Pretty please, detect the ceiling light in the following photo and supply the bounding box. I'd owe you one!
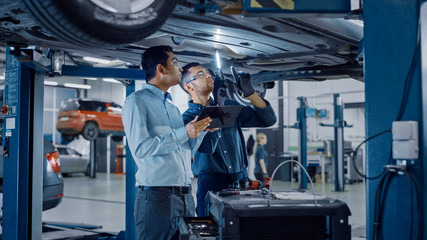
[103,78,120,83]
[84,77,97,81]
[82,56,111,64]
[64,83,91,89]
[0,75,4,80]
[44,81,58,86]
[216,50,221,69]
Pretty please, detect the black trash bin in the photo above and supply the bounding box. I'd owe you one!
[278,153,297,181]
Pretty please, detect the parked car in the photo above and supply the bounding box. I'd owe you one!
[56,143,89,176]
[56,99,124,141]
[0,137,64,211]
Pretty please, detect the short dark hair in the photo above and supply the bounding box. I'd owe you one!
[141,45,173,82]
[179,62,201,94]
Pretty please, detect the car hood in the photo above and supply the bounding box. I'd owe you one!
[67,138,90,156]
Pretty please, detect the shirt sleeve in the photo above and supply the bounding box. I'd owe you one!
[237,99,277,128]
[122,95,189,159]
[256,146,267,161]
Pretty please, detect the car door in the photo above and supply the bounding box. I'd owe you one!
[92,101,109,130]
[58,147,83,173]
[106,102,124,132]
[67,148,89,173]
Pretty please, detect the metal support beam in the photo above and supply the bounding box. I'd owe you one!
[61,65,145,80]
[242,0,351,17]
[125,81,137,240]
[250,64,363,84]
[364,0,422,238]
[3,47,35,239]
[333,94,345,192]
[420,2,427,236]
[297,97,308,189]
[89,140,97,178]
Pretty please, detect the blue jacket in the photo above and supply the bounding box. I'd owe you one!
[182,99,277,175]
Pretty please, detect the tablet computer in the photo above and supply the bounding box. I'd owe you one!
[199,105,243,128]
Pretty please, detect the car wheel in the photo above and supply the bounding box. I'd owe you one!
[22,0,178,46]
[112,136,124,142]
[61,134,75,142]
[82,122,99,141]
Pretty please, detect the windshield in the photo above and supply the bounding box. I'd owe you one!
[60,99,80,111]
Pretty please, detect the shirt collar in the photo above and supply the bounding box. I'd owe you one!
[188,97,215,110]
[142,84,172,101]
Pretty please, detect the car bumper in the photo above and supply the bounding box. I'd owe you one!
[43,183,64,211]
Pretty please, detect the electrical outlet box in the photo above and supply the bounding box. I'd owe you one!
[392,121,419,159]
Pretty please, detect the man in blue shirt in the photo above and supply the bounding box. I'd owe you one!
[121,46,212,240]
[180,62,277,217]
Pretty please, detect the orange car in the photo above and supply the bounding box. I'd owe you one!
[56,99,124,141]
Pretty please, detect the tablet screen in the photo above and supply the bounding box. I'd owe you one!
[199,105,243,128]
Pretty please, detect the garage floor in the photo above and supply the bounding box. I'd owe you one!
[2,173,367,239]
[45,173,367,239]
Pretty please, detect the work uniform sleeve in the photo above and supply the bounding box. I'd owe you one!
[122,95,189,159]
[237,100,277,128]
[256,147,267,162]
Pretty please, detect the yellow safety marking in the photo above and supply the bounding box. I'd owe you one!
[250,0,263,8]
[273,0,295,10]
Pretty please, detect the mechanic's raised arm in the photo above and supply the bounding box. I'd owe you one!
[234,71,277,127]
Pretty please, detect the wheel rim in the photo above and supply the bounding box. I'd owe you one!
[84,124,98,140]
[89,0,156,14]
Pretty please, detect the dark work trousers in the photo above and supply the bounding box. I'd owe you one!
[134,187,195,240]
[196,170,247,217]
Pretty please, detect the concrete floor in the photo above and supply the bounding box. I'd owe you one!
[1,173,367,238]
[45,173,366,238]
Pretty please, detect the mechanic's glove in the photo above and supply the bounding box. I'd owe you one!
[237,71,255,98]
[262,172,269,179]
[208,68,224,82]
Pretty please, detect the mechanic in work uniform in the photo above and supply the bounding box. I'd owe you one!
[121,47,211,240]
[180,62,277,216]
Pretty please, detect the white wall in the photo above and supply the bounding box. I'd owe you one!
[86,79,126,106]
[46,76,127,106]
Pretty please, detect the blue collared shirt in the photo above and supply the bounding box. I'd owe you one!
[122,84,205,187]
[182,99,277,175]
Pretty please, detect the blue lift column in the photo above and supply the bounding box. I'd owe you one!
[125,81,137,240]
[2,47,45,239]
[364,0,424,239]
[333,94,345,192]
[296,97,308,189]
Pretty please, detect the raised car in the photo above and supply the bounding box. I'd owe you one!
[0,0,363,89]
[56,98,124,141]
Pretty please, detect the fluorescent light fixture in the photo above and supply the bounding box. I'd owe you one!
[64,83,91,89]
[82,56,111,64]
[84,77,97,81]
[44,81,58,86]
[215,50,221,69]
[103,78,120,83]
[0,75,4,80]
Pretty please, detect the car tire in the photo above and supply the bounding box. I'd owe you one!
[61,134,75,142]
[22,0,178,47]
[82,122,99,141]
